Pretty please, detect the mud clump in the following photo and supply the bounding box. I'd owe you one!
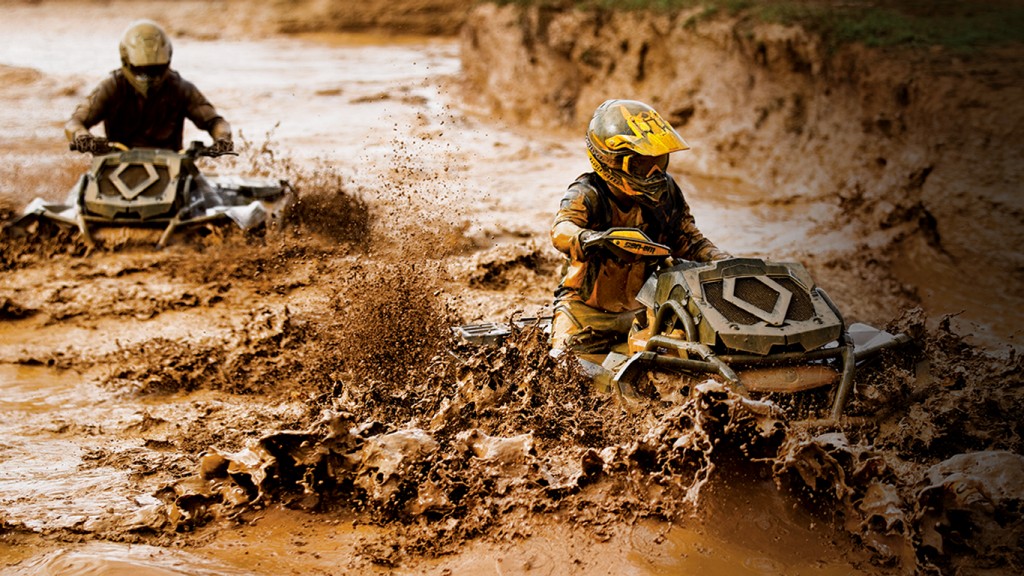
[915,451,1024,573]
[0,196,90,271]
[771,322,1024,573]
[870,316,1024,459]
[431,324,614,446]
[0,296,35,320]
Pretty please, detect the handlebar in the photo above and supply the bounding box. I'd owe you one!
[68,139,235,158]
[183,140,238,159]
[68,139,128,154]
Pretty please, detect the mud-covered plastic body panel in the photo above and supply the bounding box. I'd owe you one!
[637,258,843,356]
[81,147,189,221]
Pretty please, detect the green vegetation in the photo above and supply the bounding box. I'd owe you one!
[488,0,1024,51]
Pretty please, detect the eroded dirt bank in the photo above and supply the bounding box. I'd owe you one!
[0,1,1022,575]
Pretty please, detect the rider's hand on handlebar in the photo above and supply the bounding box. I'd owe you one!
[578,229,612,260]
[709,249,734,261]
[208,138,234,156]
[73,133,111,155]
[578,227,670,263]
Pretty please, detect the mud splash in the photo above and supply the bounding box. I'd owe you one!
[154,329,769,558]
[86,310,1016,574]
[84,309,1000,573]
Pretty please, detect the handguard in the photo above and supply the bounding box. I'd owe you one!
[581,227,671,262]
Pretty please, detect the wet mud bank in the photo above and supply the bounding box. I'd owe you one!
[459,3,1024,346]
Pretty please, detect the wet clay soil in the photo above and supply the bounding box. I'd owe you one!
[1,1,1022,575]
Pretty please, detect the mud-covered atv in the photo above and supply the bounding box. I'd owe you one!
[454,229,910,423]
[12,140,294,248]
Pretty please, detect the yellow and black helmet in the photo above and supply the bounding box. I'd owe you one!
[119,19,172,97]
[585,99,689,204]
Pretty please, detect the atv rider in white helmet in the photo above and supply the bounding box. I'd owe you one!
[65,19,233,155]
[550,99,731,353]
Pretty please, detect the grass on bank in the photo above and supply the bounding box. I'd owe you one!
[489,0,1024,51]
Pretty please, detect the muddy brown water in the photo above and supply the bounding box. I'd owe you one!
[0,3,1009,575]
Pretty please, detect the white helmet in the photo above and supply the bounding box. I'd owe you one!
[119,19,172,97]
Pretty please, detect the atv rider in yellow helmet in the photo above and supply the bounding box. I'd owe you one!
[65,19,233,155]
[550,99,730,353]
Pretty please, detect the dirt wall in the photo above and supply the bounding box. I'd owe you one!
[459,4,1024,342]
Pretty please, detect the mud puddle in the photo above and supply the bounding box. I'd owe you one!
[1,542,249,576]
[188,500,872,576]
[0,365,142,532]
[0,363,230,536]
[2,505,870,576]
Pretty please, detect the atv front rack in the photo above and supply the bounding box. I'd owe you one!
[452,316,909,423]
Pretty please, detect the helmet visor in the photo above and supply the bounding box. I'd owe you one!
[621,153,668,178]
[129,63,169,82]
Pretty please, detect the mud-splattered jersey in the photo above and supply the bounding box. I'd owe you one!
[551,172,724,313]
[66,69,225,150]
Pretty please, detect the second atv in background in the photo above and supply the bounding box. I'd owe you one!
[12,140,293,249]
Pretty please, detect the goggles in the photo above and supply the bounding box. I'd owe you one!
[619,153,668,178]
[129,64,169,80]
